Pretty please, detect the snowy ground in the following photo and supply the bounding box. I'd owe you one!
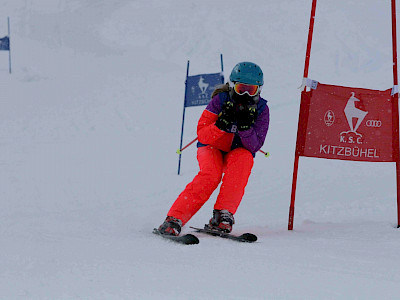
[1,0,400,299]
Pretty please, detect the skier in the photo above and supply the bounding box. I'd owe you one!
[158,62,270,236]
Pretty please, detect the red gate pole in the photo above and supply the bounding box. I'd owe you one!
[391,0,400,228]
[302,0,317,86]
[288,0,318,230]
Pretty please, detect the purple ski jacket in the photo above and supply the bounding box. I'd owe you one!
[197,92,270,155]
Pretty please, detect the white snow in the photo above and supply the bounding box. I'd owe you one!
[1,0,400,299]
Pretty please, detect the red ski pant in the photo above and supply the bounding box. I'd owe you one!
[168,146,254,226]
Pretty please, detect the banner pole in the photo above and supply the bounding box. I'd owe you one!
[177,60,190,175]
[390,0,400,228]
[289,0,317,230]
[220,54,224,82]
[302,0,317,84]
[7,17,11,74]
[288,154,300,230]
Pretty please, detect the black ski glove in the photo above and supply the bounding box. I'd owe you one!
[237,106,258,131]
[215,100,236,132]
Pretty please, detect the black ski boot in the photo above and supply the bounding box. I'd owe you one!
[158,216,182,236]
[208,209,235,233]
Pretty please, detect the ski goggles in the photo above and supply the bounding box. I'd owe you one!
[233,82,260,96]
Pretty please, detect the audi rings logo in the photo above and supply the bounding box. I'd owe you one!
[366,120,382,128]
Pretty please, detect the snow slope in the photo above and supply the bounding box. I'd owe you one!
[1,0,400,299]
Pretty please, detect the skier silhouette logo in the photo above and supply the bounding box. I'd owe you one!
[198,77,209,95]
[344,92,368,133]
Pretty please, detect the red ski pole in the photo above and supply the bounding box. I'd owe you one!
[176,137,198,154]
[177,136,269,157]
[258,149,270,157]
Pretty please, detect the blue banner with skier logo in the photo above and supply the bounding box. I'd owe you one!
[184,72,224,107]
[0,36,9,51]
[177,55,224,175]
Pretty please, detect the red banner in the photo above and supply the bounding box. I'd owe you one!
[297,83,394,162]
[289,0,400,230]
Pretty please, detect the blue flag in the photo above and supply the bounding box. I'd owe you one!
[185,72,224,107]
[0,36,9,51]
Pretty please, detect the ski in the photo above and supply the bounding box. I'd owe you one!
[189,226,257,243]
[152,228,199,245]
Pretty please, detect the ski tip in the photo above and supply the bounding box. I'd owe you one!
[184,234,200,244]
[240,233,257,242]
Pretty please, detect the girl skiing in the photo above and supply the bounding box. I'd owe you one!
[158,62,270,236]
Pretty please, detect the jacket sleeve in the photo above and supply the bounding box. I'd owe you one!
[238,104,270,153]
[197,95,234,152]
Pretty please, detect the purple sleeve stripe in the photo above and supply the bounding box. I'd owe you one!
[205,94,221,115]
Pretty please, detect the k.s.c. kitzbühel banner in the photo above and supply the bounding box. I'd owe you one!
[297,84,394,162]
[289,0,400,230]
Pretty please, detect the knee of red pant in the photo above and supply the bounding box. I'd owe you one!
[197,146,224,179]
[228,148,254,164]
[198,170,222,187]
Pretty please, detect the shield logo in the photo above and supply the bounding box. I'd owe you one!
[324,110,335,127]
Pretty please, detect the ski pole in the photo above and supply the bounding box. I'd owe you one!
[176,137,198,154]
[258,149,270,158]
[177,136,270,157]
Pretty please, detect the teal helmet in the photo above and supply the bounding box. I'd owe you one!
[229,62,264,86]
